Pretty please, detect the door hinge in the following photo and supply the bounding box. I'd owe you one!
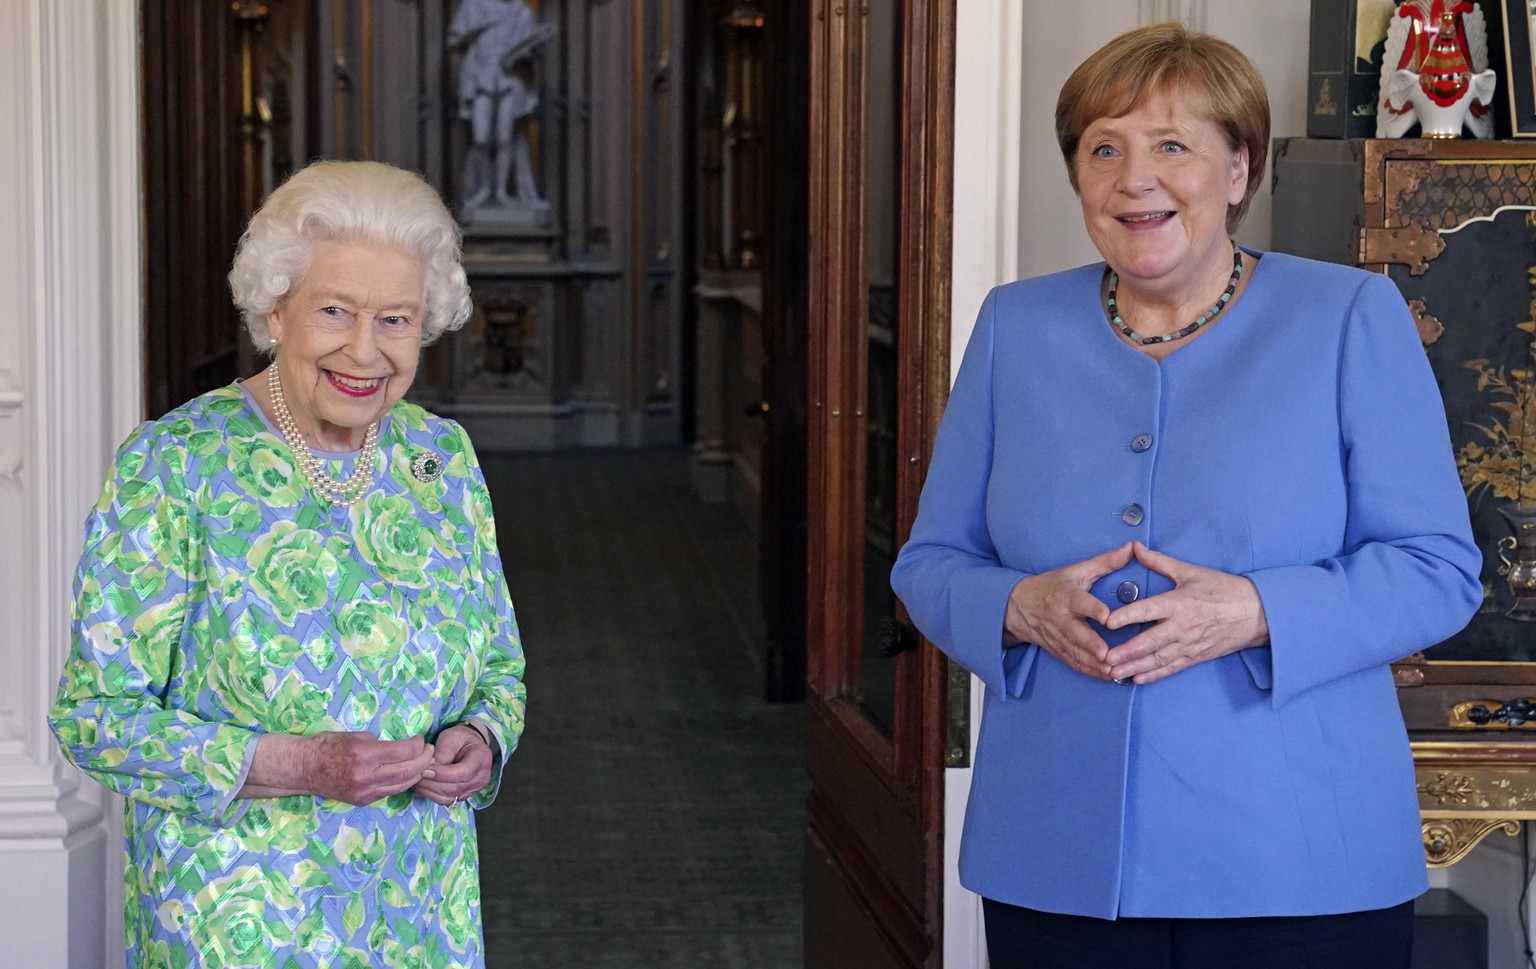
[1358,220,1445,275]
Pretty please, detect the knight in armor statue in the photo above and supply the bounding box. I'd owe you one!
[448,0,557,223]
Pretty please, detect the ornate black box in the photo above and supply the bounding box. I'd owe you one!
[1273,137,1536,866]
[1273,137,1536,672]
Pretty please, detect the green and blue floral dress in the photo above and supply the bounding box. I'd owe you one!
[49,385,526,968]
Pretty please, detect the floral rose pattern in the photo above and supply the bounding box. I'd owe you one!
[48,385,526,968]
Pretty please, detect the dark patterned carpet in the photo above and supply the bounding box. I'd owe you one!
[473,449,806,968]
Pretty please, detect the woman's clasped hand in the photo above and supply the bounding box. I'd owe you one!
[242,732,437,805]
[1002,541,1133,680]
[1102,542,1269,685]
[414,724,498,808]
[240,724,495,808]
[1005,541,1268,685]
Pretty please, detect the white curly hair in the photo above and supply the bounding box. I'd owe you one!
[228,160,473,351]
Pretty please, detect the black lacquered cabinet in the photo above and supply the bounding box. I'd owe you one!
[1273,136,1536,867]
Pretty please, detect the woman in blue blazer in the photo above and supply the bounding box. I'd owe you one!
[891,23,1482,969]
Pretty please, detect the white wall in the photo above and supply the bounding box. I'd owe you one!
[953,3,1532,968]
[949,2,1025,964]
[0,1,141,964]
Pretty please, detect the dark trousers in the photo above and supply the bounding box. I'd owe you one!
[982,897,1415,969]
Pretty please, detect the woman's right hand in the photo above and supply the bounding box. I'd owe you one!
[243,732,438,806]
[1003,542,1134,681]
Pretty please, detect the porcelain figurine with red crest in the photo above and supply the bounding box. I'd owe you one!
[1376,0,1497,139]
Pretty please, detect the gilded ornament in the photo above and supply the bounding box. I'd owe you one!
[1422,817,1522,867]
[1418,771,1477,806]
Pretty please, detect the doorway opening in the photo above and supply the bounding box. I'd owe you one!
[139,1,813,966]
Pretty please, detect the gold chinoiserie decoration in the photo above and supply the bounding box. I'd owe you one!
[1456,266,1536,509]
[1456,236,1536,621]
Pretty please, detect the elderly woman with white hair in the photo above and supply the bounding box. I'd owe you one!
[49,160,525,967]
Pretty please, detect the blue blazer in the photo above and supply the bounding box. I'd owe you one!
[891,251,1482,919]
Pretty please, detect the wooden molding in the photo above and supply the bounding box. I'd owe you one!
[0,371,20,478]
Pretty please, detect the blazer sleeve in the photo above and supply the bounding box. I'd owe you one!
[48,421,260,827]
[1242,273,1482,707]
[891,289,1039,697]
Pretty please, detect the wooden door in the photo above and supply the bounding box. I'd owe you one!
[760,0,811,702]
[804,2,955,967]
[140,0,254,419]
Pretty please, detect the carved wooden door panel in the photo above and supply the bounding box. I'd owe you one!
[803,2,954,967]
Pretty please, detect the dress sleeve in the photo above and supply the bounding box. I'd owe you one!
[1243,273,1483,706]
[48,421,259,826]
[450,424,527,808]
[891,289,1040,697]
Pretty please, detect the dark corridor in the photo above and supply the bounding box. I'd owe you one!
[473,448,806,968]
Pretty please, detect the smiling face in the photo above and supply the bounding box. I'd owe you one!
[1074,88,1248,305]
[267,239,425,451]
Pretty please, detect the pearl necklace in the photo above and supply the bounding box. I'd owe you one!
[1106,241,1244,346]
[266,367,379,506]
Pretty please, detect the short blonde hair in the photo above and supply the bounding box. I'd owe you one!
[228,160,473,351]
[1055,23,1270,234]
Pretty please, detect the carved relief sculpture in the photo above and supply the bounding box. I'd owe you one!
[1377,0,1497,138]
[447,0,557,225]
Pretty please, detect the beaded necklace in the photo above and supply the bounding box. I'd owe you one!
[266,367,379,506]
[1106,242,1243,346]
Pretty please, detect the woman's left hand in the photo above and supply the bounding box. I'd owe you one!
[1102,542,1269,685]
[412,724,494,808]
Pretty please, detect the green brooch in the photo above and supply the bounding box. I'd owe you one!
[411,452,444,483]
